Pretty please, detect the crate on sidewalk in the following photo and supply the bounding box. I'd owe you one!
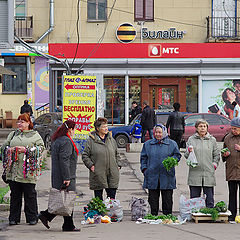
[191,210,231,224]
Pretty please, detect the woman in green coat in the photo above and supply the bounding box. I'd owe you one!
[184,119,220,208]
[1,113,44,225]
[82,117,121,200]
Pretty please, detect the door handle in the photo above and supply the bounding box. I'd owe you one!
[220,127,224,129]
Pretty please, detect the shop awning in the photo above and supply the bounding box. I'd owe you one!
[0,65,17,75]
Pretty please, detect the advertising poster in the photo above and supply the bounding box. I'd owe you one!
[63,75,96,152]
[35,57,49,109]
[202,79,240,120]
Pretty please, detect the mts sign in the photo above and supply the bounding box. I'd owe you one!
[162,47,179,54]
[148,44,180,57]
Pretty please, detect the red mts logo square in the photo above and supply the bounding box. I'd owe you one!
[148,44,161,57]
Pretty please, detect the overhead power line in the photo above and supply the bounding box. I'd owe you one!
[14,35,71,75]
[75,0,117,74]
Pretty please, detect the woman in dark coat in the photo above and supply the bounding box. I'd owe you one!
[38,120,80,231]
[140,124,181,216]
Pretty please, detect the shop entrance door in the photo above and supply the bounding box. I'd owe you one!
[149,85,178,110]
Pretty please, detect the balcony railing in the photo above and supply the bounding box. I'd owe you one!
[15,16,33,40]
[207,16,240,40]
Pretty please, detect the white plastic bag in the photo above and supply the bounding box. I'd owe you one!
[187,149,198,167]
[104,198,123,222]
[179,195,205,221]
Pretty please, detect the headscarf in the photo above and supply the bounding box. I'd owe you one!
[154,124,168,140]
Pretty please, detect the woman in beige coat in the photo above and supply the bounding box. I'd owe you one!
[82,117,121,200]
[184,119,220,208]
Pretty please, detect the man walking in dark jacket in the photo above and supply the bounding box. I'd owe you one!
[20,100,33,116]
[166,102,185,148]
[140,100,155,143]
[129,101,142,122]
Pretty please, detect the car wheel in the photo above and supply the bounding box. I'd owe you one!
[45,135,52,151]
[115,135,129,148]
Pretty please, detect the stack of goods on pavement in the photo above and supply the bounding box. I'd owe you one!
[136,214,187,225]
[81,197,123,224]
[191,201,231,223]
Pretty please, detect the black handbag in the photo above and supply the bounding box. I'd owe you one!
[1,170,9,184]
[1,131,16,184]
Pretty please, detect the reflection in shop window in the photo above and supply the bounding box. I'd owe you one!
[104,77,125,125]
[186,77,198,113]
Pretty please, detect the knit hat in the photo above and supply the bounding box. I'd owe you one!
[231,117,240,128]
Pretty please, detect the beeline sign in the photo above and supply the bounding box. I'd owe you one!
[148,44,180,57]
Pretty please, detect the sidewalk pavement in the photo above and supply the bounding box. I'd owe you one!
[0,146,240,240]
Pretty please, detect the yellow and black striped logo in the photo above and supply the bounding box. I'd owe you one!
[116,23,136,44]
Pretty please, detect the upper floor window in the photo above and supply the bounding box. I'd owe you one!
[87,0,107,21]
[15,0,26,17]
[134,0,154,21]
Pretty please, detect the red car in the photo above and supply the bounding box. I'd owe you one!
[182,113,231,146]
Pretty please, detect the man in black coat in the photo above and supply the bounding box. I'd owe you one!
[20,100,33,116]
[140,100,155,142]
[129,101,142,122]
[166,102,185,148]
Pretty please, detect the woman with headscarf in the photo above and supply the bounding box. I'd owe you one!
[140,125,181,216]
[38,120,80,231]
[184,119,220,208]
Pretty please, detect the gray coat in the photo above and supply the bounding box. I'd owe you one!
[51,136,78,191]
[82,132,121,190]
[184,133,220,187]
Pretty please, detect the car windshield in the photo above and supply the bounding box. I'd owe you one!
[129,114,141,126]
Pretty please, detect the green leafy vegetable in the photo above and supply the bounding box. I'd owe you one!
[162,157,178,171]
[199,207,219,221]
[215,201,227,212]
[144,214,178,222]
[87,197,108,215]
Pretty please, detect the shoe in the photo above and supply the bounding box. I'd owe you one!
[29,220,37,225]
[9,221,18,226]
[62,228,81,232]
[37,214,50,229]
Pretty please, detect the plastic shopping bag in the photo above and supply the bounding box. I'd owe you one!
[179,195,206,221]
[130,197,150,221]
[186,149,198,167]
[104,198,123,222]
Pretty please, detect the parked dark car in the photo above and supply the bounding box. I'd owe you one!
[109,112,172,148]
[34,112,62,150]
[181,113,231,147]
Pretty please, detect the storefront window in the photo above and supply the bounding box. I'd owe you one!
[104,77,125,125]
[186,77,198,113]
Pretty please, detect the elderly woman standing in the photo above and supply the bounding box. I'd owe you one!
[1,113,44,225]
[140,125,181,216]
[184,119,220,208]
[82,117,121,200]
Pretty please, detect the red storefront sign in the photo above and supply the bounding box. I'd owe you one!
[49,43,240,59]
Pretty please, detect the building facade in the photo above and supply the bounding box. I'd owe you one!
[1,0,240,124]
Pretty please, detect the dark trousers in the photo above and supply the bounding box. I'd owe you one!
[228,181,240,220]
[94,188,117,201]
[40,209,75,231]
[9,181,38,223]
[141,129,154,143]
[189,186,214,208]
[170,130,184,149]
[148,189,173,216]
